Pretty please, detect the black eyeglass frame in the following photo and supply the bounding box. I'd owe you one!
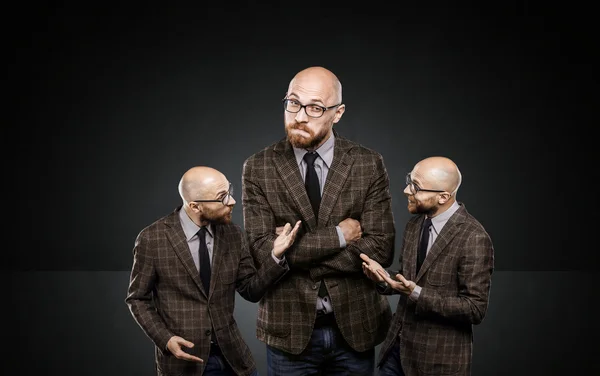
[282,98,341,118]
[193,183,233,206]
[405,173,446,195]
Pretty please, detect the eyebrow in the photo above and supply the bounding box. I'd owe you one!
[287,94,325,105]
[410,177,423,187]
[216,184,231,197]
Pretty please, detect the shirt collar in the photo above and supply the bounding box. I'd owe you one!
[179,207,213,241]
[292,132,335,168]
[429,201,460,232]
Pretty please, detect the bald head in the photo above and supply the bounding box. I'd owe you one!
[178,166,227,203]
[413,156,462,196]
[288,66,342,105]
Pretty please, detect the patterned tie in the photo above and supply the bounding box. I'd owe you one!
[416,217,432,274]
[303,152,321,221]
[197,227,211,293]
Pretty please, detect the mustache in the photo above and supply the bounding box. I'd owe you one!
[289,124,311,133]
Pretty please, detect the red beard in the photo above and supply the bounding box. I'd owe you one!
[286,124,327,150]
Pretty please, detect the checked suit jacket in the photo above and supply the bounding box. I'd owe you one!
[241,131,395,355]
[377,203,494,376]
[125,207,289,376]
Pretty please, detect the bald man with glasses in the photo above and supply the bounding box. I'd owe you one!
[242,66,395,375]
[126,166,300,376]
[361,156,495,376]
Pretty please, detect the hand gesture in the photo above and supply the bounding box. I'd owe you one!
[360,253,386,282]
[166,336,203,363]
[376,269,415,295]
[273,220,301,258]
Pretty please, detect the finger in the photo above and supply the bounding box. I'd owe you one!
[362,264,376,279]
[291,221,301,233]
[279,223,290,236]
[290,221,301,236]
[178,352,204,363]
[397,274,410,286]
[381,273,397,285]
[178,339,194,348]
[376,268,393,282]
[359,253,370,262]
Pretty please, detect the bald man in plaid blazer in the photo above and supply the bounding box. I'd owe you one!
[242,67,395,375]
[126,166,300,376]
[362,157,494,376]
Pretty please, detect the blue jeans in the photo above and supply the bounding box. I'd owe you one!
[266,316,374,376]
[204,346,259,376]
[378,338,405,376]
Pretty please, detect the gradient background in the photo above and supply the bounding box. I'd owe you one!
[6,3,597,375]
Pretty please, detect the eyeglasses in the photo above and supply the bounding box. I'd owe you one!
[282,98,341,118]
[193,183,234,206]
[405,173,445,195]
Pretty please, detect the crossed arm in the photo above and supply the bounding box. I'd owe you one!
[241,156,395,279]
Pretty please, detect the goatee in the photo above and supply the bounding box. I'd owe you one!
[286,125,327,150]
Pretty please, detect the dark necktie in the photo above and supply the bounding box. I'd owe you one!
[197,227,211,293]
[303,152,328,297]
[303,152,321,221]
[416,217,432,274]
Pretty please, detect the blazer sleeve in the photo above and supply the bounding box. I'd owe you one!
[310,153,396,279]
[415,229,494,325]
[125,230,174,350]
[242,157,342,270]
[234,226,289,302]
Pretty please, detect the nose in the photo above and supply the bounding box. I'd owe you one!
[294,106,309,122]
[229,196,237,205]
[403,185,412,195]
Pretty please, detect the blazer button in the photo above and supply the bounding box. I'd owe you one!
[312,284,318,290]
[205,329,211,336]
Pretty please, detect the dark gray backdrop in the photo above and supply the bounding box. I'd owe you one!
[6,3,597,375]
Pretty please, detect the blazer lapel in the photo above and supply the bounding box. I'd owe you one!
[208,225,227,297]
[415,207,466,282]
[404,219,421,281]
[319,139,353,226]
[165,211,205,295]
[273,140,318,228]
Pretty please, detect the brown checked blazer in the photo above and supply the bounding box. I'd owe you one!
[377,203,494,376]
[125,207,289,376]
[241,131,395,355]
